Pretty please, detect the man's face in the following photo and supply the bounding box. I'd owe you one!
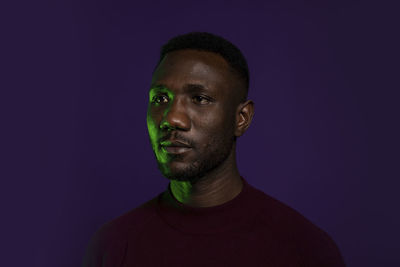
[147,49,242,183]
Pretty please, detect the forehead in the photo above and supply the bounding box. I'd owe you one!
[151,50,234,96]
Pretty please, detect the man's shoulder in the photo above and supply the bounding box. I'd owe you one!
[82,194,162,266]
[85,194,160,256]
[249,186,345,266]
[250,186,325,232]
[98,194,159,240]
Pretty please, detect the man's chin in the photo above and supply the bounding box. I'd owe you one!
[161,169,194,182]
[158,164,203,183]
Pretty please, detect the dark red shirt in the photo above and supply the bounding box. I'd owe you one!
[82,177,345,266]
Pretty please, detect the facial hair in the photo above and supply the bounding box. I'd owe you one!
[155,133,235,185]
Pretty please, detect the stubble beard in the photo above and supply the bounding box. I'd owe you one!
[156,136,235,185]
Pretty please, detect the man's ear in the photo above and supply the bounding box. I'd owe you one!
[235,100,255,137]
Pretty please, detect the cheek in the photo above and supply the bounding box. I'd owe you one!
[195,116,235,148]
[147,113,159,142]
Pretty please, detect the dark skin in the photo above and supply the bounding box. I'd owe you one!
[147,49,254,208]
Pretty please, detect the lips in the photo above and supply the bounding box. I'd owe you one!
[160,140,192,154]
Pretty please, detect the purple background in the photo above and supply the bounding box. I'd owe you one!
[2,1,399,266]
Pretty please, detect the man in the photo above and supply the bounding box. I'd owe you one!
[82,32,346,266]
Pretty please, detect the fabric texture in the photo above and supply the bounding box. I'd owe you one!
[82,177,346,266]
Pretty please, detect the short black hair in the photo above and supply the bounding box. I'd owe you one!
[155,32,249,100]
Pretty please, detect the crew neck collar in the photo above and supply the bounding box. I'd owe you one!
[156,176,256,234]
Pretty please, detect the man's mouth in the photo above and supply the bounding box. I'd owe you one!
[160,140,192,155]
[162,146,192,154]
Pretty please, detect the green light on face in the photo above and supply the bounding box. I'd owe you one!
[147,86,197,202]
[146,87,175,176]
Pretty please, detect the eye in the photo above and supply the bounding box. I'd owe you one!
[192,95,211,105]
[151,94,169,105]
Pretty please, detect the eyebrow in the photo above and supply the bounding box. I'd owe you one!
[183,83,209,93]
[149,84,168,91]
[150,83,211,94]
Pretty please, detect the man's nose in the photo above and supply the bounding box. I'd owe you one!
[160,97,190,131]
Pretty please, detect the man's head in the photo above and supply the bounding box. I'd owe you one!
[147,32,254,184]
[154,32,250,102]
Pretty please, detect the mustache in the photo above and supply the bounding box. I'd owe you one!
[159,132,194,148]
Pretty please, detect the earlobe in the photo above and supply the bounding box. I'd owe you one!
[235,100,254,137]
